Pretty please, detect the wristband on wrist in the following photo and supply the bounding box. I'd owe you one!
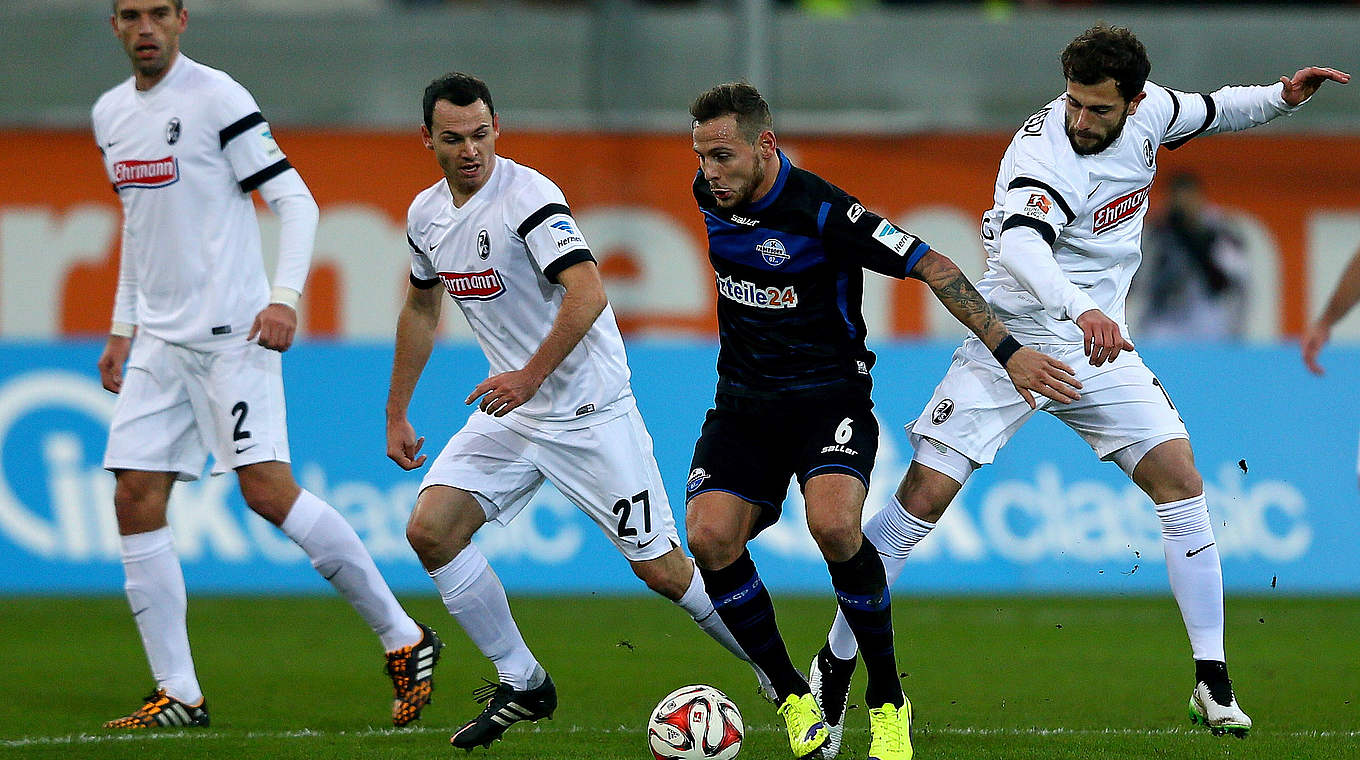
[269,286,301,309]
[992,335,1023,366]
[110,321,135,338]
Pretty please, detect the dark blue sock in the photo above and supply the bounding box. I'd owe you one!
[827,536,903,708]
[700,550,808,701]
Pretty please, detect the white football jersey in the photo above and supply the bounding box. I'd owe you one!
[976,80,1289,344]
[92,55,292,350]
[407,157,633,429]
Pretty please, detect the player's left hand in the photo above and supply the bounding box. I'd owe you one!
[466,369,544,417]
[1280,66,1350,107]
[249,303,297,352]
[1301,321,1331,376]
[1004,346,1082,408]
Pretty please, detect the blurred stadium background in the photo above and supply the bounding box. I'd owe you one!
[1,1,1357,758]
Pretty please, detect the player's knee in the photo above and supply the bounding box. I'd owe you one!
[240,485,297,527]
[806,516,861,561]
[405,516,453,564]
[685,521,740,571]
[112,473,170,532]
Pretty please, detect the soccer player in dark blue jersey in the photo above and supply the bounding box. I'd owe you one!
[683,82,1082,760]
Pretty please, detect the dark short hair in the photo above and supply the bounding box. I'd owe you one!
[112,0,184,11]
[422,72,494,130]
[689,81,773,143]
[1060,24,1151,102]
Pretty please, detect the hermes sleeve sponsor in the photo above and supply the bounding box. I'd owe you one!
[438,269,507,300]
[544,213,587,253]
[112,157,180,190]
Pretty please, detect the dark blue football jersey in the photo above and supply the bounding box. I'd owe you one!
[694,151,931,401]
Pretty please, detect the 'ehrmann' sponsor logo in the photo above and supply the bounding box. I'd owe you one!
[716,274,798,309]
[438,269,506,300]
[112,157,179,189]
[1093,183,1151,234]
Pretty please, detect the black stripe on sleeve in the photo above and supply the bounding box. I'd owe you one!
[407,234,423,254]
[410,273,441,290]
[1165,93,1216,151]
[219,112,266,149]
[515,203,573,239]
[237,159,292,193]
[1006,177,1075,223]
[543,250,596,284]
[1001,214,1057,246]
[1168,88,1182,131]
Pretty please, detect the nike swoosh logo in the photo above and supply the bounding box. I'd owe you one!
[132,607,150,617]
[637,535,660,550]
[105,140,120,148]
[1186,542,1215,558]
[235,444,257,455]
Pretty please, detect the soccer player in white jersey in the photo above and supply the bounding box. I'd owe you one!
[94,0,443,730]
[1302,246,1360,485]
[809,24,1348,746]
[386,72,773,751]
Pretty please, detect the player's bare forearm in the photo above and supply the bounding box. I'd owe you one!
[386,285,442,420]
[1318,249,1360,329]
[910,249,1010,350]
[521,271,607,384]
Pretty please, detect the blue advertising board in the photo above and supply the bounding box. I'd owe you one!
[1,340,1356,594]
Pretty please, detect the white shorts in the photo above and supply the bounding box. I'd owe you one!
[104,333,291,481]
[421,405,678,562]
[910,337,1188,467]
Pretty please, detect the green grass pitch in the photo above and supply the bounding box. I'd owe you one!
[2,594,1356,759]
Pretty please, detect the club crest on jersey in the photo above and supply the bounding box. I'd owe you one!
[1142,137,1155,168]
[165,117,181,145]
[477,229,491,260]
[931,398,954,425]
[1093,183,1151,234]
[112,157,180,190]
[437,268,506,300]
[756,238,789,267]
[847,203,865,223]
[686,468,711,493]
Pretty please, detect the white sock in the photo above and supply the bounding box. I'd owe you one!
[430,545,540,689]
[280,490,421,652]
[675,563,768,681]
[1157,494,1226,662]
[827,497,936,660]
[120,527,202,705]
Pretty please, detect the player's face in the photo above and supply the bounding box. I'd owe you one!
[1063,78,1143,156]
[422,99,499,201]
[692,115,777,209]
[111,0,186,84]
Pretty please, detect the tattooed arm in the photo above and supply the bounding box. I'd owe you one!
[909,249,1082,407]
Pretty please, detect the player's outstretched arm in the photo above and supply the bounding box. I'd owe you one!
[1303,246,1360,376]
[1280,66,1350,107]
[910,249,1081,407]
[387,283,443,470]
[465,261,607,417]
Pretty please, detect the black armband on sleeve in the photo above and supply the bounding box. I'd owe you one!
[409,273,441,290]
[992,335,1024,367]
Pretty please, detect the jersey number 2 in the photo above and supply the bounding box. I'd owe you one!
[231,401,252,441]
[612,490,652,538]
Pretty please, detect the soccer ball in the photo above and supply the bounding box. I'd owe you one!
[647,684,744,760]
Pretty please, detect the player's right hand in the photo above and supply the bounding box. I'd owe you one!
[97,335,132,394]
[1301,321,1331,376]
[1004,346,1082,408]
[1075,309,1134,367]
[386,418,427,470]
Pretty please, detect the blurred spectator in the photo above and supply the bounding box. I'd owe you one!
[1134,172,1250,340]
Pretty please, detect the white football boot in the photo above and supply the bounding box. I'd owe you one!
[809,646,857,759]
[1188,670,1251,737]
